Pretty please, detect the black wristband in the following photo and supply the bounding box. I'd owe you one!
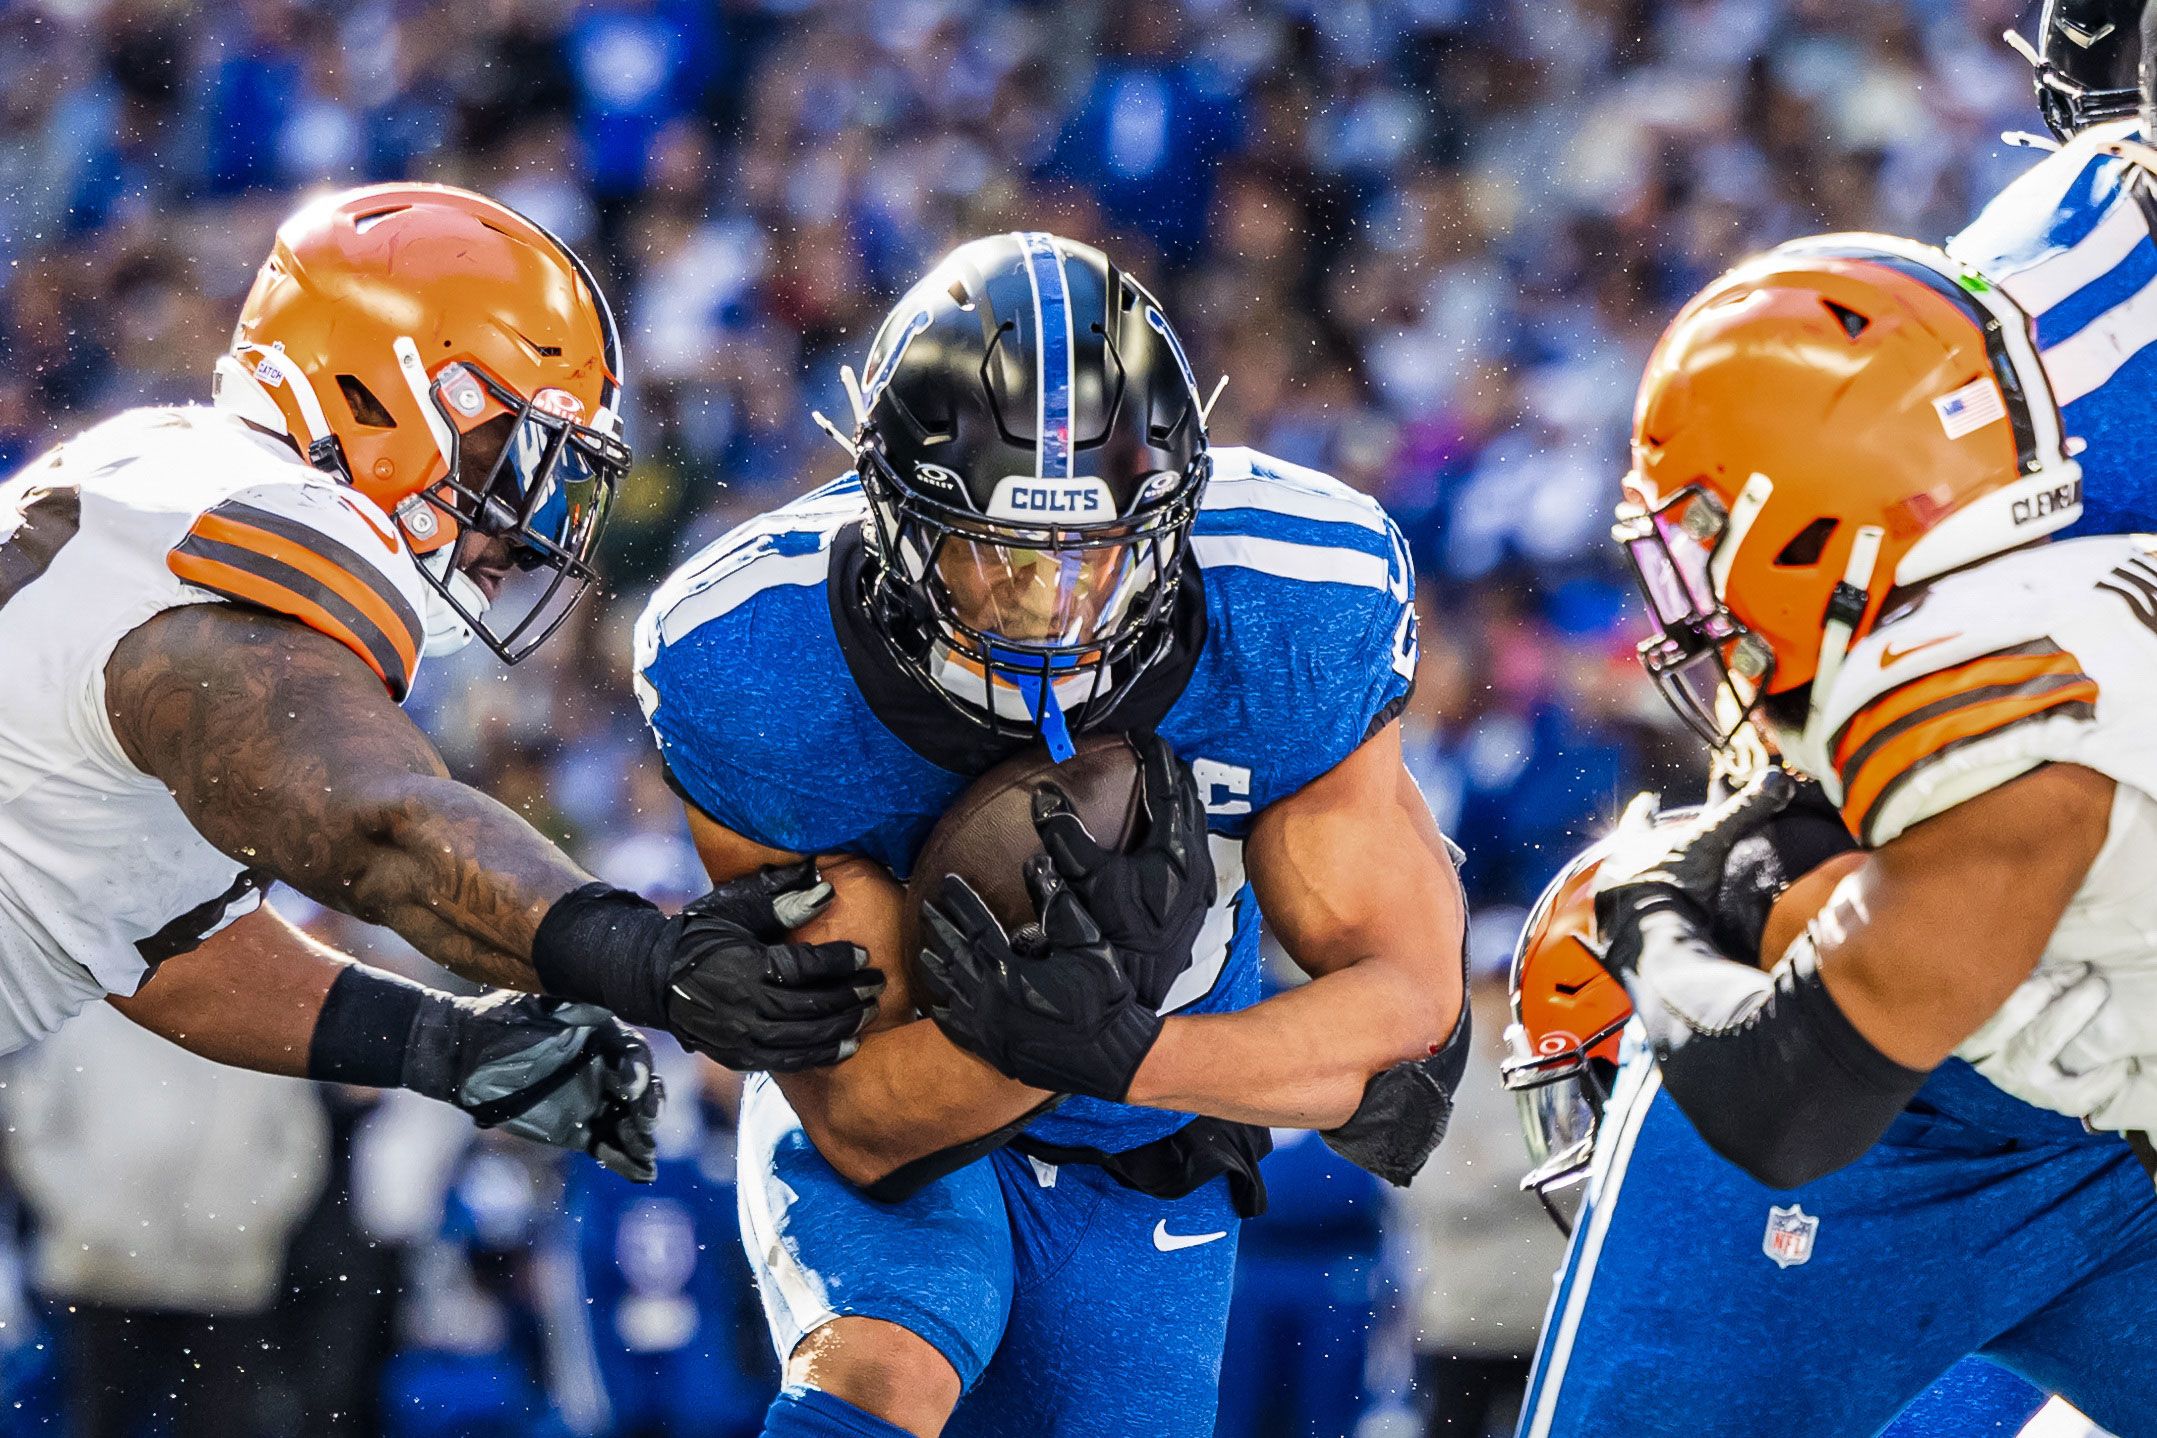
[531,883,673,1028]
[308,965,434,1090]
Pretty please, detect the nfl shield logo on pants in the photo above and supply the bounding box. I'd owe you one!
[1762,1204,1819,1269]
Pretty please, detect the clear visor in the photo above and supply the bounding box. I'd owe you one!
[1503,1021,1605,1235]
[1502,1023,1601,1170]
[932,526,1161,652]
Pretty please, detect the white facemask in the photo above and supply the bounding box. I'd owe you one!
[416,548,491,659]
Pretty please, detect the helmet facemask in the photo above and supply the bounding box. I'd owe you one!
[1502,1021,1625,1236]
[858,440,1207,743]
[1614,484,1778,752]
[398,354,629,664]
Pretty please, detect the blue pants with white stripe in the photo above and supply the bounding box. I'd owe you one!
[1519,1057,2157,1438]
[736,1076,1243,1438]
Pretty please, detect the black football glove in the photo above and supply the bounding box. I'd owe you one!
[662,862,886,1072]
[916,857,1162,1101]
[1709,773,1859,962]
[1032,732,1215,1010]
[532,861,884,1075]
[404,992,664,1183]
[1592,769,1797,980]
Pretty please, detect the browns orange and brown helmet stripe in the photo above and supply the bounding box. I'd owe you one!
[167,500,422,699]
[1833,639,2096,843]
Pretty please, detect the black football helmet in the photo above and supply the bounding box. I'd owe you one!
[844,232,1211,747]
[2014,0,2152,138]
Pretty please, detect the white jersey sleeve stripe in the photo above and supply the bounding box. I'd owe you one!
[1990,188,2150,315]
[647,545,829,649]
[1190,533,1389,590]
[2035,268,2157,407]
[1203,471,1389,534]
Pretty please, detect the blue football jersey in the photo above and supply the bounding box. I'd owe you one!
[1950,121,2157,537]
[635,446,1418,1152]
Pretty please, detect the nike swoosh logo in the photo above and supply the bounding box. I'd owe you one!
[1152,1220,1227,1253]
[1879,634,1957,666]
[339,495,402,555]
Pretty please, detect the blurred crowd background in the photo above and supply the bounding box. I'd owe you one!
[0,0,2057,1435]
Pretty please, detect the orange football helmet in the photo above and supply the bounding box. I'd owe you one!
[1616,234,2080,775]
[212,182,629,662]
[1501,814,1695,1232]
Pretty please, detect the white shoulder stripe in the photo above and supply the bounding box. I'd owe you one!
[1191,533,1388,590]
[2040,267,2157,406]
[1204,471,1388,534]
[1988,187,2150,315]
[648,545,828,648]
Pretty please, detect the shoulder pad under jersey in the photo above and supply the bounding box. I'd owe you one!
[1819,549,2101,846]
[167,479,427,701]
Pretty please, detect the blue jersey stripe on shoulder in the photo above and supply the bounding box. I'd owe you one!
[1952,129,2135,279]
[2029,226,2157,348]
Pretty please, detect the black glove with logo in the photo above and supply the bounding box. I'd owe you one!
[533,861,884,1073]
[916,857,1163,1101]
[1709,773,1859,962]
[1593,769,1798,980]
[1032,732,1216,1010]
[403,992,664,1183]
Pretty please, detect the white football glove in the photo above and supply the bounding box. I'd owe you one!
[1959,963,2157,1132]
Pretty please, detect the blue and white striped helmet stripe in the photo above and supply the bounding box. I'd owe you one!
[1017,231,1074,481]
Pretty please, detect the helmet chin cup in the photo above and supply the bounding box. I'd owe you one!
[417,548,490,659]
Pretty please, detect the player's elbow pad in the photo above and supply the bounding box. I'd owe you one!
[1619,906,1928,1189]
[1322,952,1471,1187]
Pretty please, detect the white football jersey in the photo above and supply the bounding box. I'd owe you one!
[0,406,427,1051]
[1813,534,2157,1116]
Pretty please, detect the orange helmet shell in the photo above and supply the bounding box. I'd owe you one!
[223,183,621,554]
[1508,836,1634,1073]
[1627,234,2080,700]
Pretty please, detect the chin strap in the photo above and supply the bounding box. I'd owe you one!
[1792,524,1883,784]
[416,549,489,658]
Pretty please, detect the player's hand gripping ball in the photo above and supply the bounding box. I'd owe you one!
[1033,731,1215,1008]
[918,855,1163,1101]
[911,732,1215,1100]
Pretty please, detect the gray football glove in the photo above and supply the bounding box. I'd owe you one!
[404,992,662,1182]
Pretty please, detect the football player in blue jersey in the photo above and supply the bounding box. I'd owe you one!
[633,233,1469,1438]
[1954,0,2157,539]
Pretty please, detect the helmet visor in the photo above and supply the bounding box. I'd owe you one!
[420,361,631,663]
[933,525,1158,652]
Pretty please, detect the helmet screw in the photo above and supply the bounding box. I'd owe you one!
[373,458,395,480]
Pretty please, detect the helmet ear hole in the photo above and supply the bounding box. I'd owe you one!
[1774,517,1838,568]
[336,375,397,428]
[1822,299,1870,339]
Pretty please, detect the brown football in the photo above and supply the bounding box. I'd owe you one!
[901,731,1146,984]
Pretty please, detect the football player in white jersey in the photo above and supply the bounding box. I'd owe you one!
[1518,235,2157,1436]
[0,184,880,1178]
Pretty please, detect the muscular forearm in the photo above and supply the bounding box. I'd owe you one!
[1126,959,1450,1128]
[777,1020,1049,1187]
[319,771,591,990]
[110,905,345,1075]
[106,606,589,991]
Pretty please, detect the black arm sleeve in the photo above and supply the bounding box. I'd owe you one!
[1605,898,1927,1189]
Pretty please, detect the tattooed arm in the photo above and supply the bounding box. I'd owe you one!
[104,603,585,989]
